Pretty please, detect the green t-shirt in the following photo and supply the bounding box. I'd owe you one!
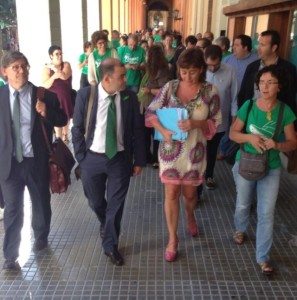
[222,51,232,59]
[153,34,162,42]
[78,53,88,75]
[118,45,145,86]
[112,40,120,49]
[235,100,296,168]
[93,48,113,82]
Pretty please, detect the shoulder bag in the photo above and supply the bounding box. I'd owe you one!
[38,87,75,193]
[239,101,284,181]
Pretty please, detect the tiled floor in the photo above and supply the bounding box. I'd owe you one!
[0,159,297,299]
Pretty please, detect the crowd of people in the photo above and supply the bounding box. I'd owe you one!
[0,27,296,277]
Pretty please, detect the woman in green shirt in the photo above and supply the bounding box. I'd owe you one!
[88,30,118,85]
[78,41,92,88]
[230,65,297,275]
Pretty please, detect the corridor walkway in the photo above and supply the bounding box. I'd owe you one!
[0,158,297,299]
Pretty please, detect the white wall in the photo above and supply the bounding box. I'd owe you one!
[60,0,83,90]
[16,0,51,86]
[87,0,100,38]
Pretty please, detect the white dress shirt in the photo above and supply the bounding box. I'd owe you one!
[9,83,34,157]
[89,83,124,153]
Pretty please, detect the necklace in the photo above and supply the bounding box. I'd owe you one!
[259,99,277,121]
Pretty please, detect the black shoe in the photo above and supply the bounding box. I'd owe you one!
[100,224,105,239]
[33,239,48,252]
[3,260,21,271]
[104,248,124,266]
[205,177,216,190]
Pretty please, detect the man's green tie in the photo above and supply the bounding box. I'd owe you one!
[12,91,23,162]
[105,94,117,159]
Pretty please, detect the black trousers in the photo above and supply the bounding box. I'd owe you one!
[80,73,90,89]
[205,132,225,179]
[80,151,130,252]
[1,158,51,261]
[145,127,159,164]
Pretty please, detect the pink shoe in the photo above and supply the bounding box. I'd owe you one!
[188,220,199,237]
[164,239,178,262]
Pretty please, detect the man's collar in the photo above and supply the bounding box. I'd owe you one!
[260,56,279,68]
[9,82,30,96]
[99,82,118,99]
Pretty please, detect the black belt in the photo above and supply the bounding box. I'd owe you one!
[88,150,106,156]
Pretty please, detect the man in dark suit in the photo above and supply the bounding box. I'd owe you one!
[238,30,297,121]
[0,51,67,271]
[72,58,146,266]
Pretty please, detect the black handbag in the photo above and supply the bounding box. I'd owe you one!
[238,101,284,181]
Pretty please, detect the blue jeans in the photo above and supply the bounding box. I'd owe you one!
[232,162,281,263]
[219,130,231,154]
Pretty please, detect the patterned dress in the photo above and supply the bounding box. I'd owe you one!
[145,80,221,186]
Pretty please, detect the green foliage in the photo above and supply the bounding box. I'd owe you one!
[0,0,17,29]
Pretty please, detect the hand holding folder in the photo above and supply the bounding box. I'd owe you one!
[154,107,188,141]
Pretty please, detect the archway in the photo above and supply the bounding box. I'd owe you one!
[147,1,172,31]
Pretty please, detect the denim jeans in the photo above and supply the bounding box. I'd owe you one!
[218,130,231,154]
[232,162,281,263]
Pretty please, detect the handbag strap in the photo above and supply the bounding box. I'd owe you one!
[272,101,284,140]
[37,87,53,155]
[241,100,285,151]
[85,84,96,140]
[243,99,254,133]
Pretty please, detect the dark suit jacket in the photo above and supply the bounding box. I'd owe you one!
[238,58,297,115]
[71,85,146,175]
[0,83,67,181]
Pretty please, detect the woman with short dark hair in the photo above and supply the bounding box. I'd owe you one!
[230,65,297,275]
[145,48,222,262]
[88,30,118,85]
[42,45,73,143]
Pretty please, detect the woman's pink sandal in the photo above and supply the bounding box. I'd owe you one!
[165,239,178,262]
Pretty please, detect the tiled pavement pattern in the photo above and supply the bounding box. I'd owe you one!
[0,159,297,299]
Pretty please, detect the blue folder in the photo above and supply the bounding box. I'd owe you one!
[154,108,188,141]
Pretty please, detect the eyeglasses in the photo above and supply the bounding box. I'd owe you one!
[10,64,30,72]
[259,81,279,87]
